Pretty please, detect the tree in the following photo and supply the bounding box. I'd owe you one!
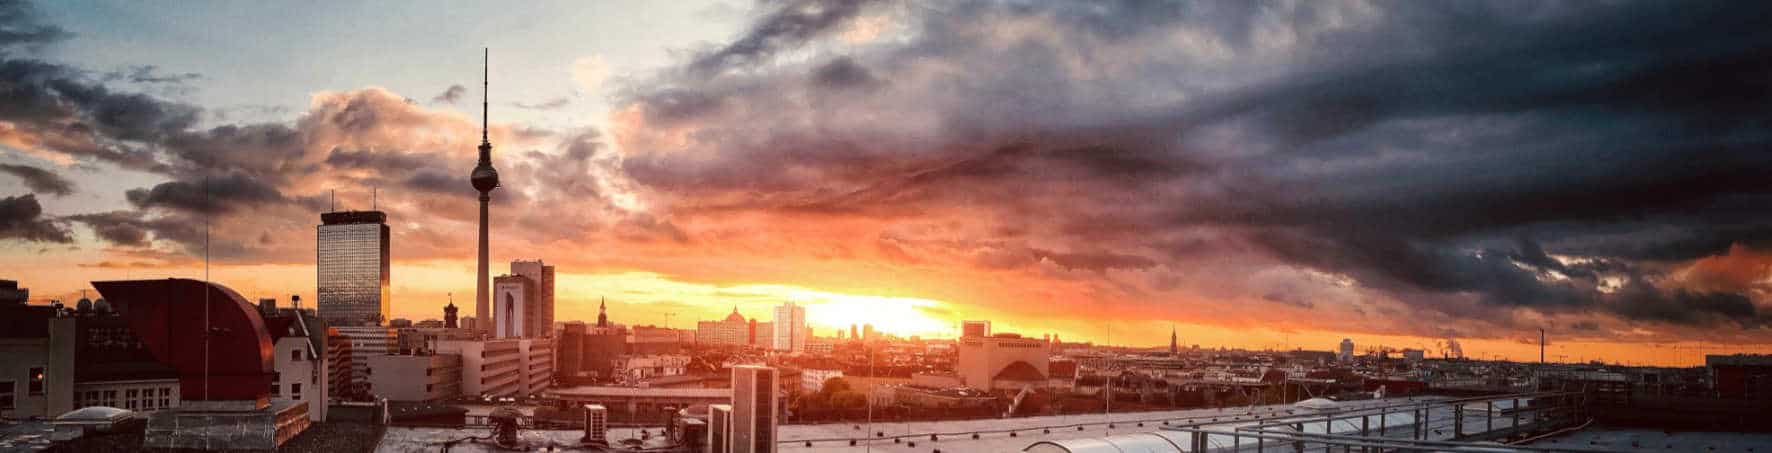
[830,391,868,409]
[818,377,851,399]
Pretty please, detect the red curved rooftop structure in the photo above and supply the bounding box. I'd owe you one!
[92,278,274,403]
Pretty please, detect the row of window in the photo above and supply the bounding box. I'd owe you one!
[75,387,174,411]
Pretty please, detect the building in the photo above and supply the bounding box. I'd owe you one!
[961,320,991,338]
[316,210,391,327]
[730,365,778,453]
[0,280,26,304]
[0,300,186,419]
[578,326,627,383]
[395,326,479,355]
[366,353,462,402]
[435,338,553,398]
[801,368,844,393]
[615,355,689,381]
[771,302,806,353]
[331,325,396,397]
[493,274,535,338]
[509,260,555,338]
[804,336,835,355]
[1402,349,1426,361]
[708,404,733,453]
[1338,338,1355,362]
[697,308,750,346]
[957,333,1051,391]
[1708,354,1772,400]
[526,338,554,395]
[629,325,688,354]
[551,386,732,423]
[265,308,329,422]
[558,322,586,381]
[326,329,357,400]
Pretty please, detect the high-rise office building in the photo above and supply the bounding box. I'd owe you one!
[316,210,390,327]
[708,404,733,453]
[771,302,805,353]
[510,260,555,338]
[493,274,534,338]
[730,365,778,453]
[961,320,991,338]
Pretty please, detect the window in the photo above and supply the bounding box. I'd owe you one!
[160,388,171,397]
[292,348,303,361]
[291,383,301,399]
[28,367,45,395]
[0,382,14,409]
[270,383,280,395]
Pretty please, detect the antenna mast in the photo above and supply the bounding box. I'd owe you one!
[482,48,489,146]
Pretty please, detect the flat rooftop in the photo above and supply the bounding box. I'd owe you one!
[377,398,1426,452]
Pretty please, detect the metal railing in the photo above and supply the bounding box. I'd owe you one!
[1161,392,1594,452]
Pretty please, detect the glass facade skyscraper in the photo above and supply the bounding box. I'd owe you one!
[317,211,390,327]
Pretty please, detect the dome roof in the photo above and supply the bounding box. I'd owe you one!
[76,297,93,312]
[723,308,746,323]
[93,298,111,313]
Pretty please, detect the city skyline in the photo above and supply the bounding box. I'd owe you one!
[7,0,1772,367]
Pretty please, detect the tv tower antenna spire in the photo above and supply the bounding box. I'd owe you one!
[469,48,501,334]
[481,47,489,146]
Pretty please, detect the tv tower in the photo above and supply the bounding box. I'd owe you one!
[470,48,500,334]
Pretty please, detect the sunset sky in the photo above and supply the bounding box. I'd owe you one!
[4,0,1772,366]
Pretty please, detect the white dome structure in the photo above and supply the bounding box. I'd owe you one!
[50,406,142,441]
[1294,398,1341,411]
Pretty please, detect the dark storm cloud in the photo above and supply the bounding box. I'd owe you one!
[0,163,73,196]
[0,194,70,243]
[687,0,883,77]
[124,172,285,214]
[65,211,153,247]
[619,0,1772,334]
[431,84,466,104]
[0,0,67,50]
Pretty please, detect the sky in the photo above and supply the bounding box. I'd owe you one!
[4,0,1772,366]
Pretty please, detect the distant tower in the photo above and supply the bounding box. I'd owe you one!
[444,294,459,329]
[470,48,501,334]
[596,297,609,327]
[1169,324,1178,356]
